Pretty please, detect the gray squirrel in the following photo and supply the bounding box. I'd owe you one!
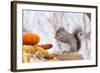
[55,27,81,52]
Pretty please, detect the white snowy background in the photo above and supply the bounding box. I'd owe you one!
[23,10,91,60]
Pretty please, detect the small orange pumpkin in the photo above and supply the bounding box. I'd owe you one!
[23,32,40,45]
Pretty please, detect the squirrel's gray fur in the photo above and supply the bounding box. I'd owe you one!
[55,27,81,52]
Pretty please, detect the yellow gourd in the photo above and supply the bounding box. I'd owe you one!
[22,45,35,63]
[22,52,30,63]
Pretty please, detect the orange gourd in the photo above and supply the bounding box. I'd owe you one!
[23,32,40,45]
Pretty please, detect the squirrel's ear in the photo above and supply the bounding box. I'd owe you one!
[56,27,64,33]
[59,27,64,30]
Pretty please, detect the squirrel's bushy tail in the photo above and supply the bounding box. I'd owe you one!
[73,29,81,51]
